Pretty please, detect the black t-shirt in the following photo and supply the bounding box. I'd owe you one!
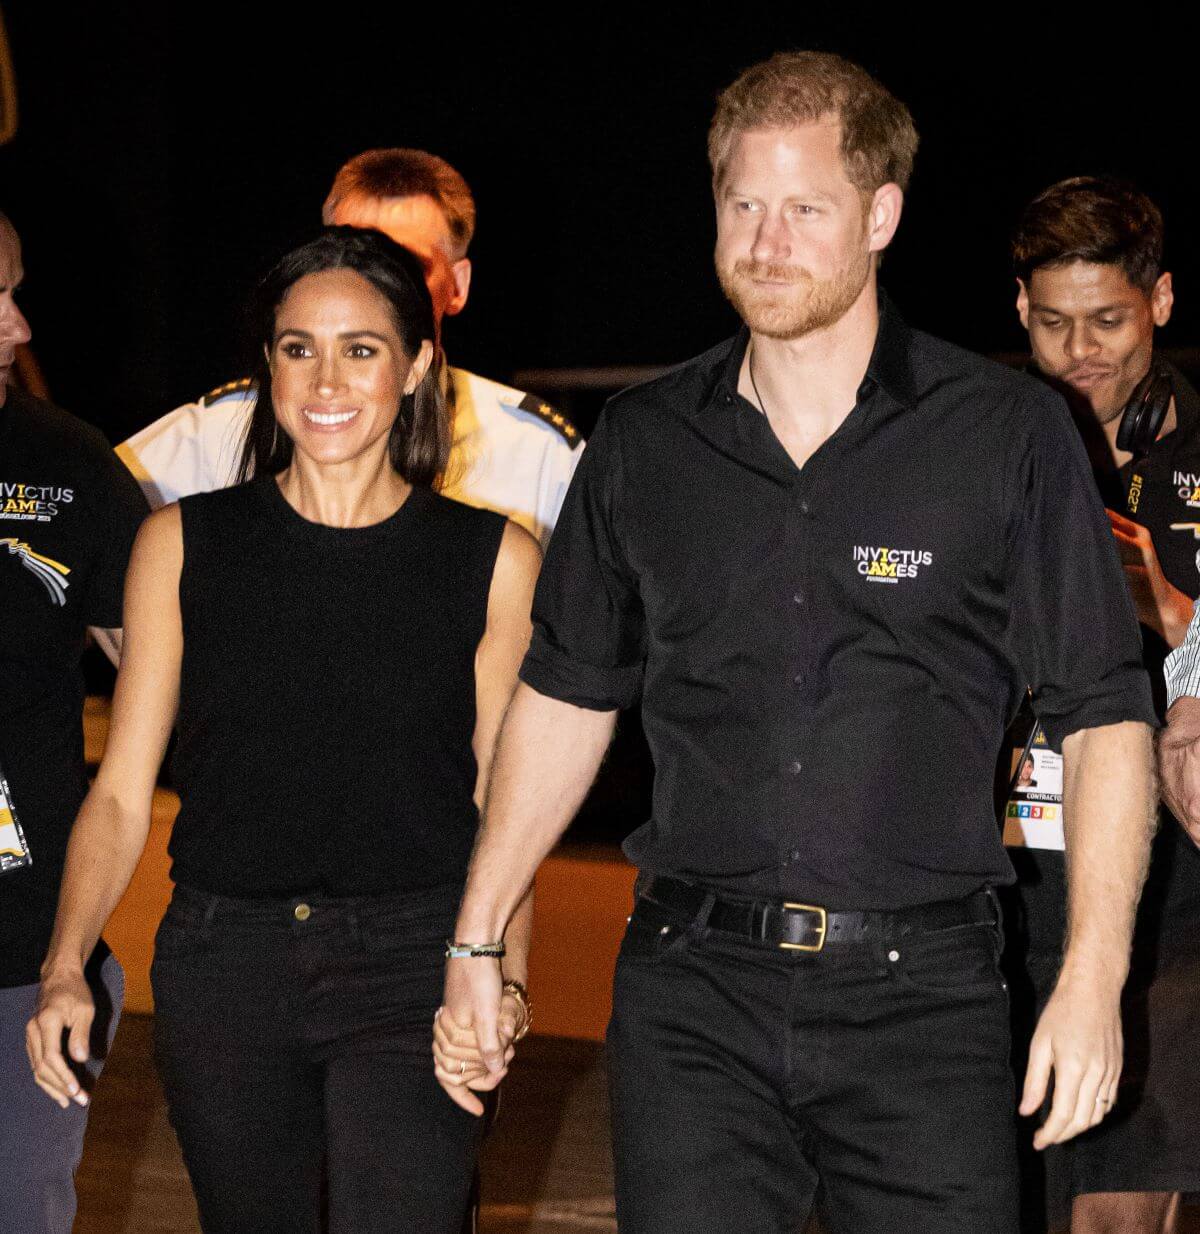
[1116,362,1200,698]
[0,390,148,987]
[520,294,1155,911]
[1009,361,1200,960]
[168,476,505,898]
[1104,361,1200,949]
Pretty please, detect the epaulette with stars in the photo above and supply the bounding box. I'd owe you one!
[516,393,581,446]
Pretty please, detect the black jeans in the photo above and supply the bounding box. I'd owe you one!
[607,885,1019,1234]
[151,882,481,1234]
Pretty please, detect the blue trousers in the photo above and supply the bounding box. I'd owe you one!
[0,952,123,1234]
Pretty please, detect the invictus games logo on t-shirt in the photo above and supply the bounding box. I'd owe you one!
[1170,523,1200,579]
[1175,471,1200,509]
[0,481,74,522]
[853,545,933,584]
[1,537,71,606]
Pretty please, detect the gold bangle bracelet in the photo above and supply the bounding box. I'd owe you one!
[502,979,532,1042]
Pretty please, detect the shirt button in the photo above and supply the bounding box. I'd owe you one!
[793,672,805,686]
[793,592,805,606]
[799,500,810,515]
[789,760,803,776]
[294,903,312,922]
[790,849,802,862]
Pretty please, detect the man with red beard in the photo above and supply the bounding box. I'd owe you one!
[436,53,1157,1233]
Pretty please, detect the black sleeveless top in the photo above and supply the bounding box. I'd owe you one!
[169,475,506,898]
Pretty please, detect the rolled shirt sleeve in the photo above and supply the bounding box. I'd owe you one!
[519,409,645,711]
[1006,389,1156,749]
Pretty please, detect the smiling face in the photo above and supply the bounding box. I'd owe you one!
[714,123,897,340]
[1018,261,1173,424]
[0,220,32,407]
[269,267,432,471]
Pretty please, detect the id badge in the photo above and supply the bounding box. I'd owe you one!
[0,760,32,873]
[1002,722,1064,851]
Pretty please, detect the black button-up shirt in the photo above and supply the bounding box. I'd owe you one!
[521,297,1155,910]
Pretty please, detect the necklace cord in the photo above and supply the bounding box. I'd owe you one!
[748,344,768,417]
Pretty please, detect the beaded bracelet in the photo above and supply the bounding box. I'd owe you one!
[444,939,506,959]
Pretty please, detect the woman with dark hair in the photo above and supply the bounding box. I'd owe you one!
[27,227,541,1233]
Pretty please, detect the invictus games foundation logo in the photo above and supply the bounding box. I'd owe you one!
[853,545,933,584]
[1170,522,1200,579]
[2,537,70,606]
[0,481,74,522]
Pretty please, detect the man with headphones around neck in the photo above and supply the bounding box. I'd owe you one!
[1010,175,1200,1234]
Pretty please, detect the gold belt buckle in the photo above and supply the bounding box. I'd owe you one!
[779,902,827,952]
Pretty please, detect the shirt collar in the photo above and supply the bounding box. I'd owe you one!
[710,287,918,412]
[867,290,919,409]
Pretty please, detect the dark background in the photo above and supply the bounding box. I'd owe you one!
[4,8,1196,840]
[2,7,1198,445]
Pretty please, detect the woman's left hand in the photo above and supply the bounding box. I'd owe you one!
[433,992,526,1098]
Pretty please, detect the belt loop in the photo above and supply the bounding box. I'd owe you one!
[694,889,717,932]
[985,885,1002,930]
[202,893,219,936]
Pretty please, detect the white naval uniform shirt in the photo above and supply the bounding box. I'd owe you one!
[115,366,583,546]
[94,368,583,665]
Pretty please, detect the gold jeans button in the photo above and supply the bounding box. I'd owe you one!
[294,903,312,922]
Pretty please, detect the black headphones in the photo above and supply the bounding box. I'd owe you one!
[1116,359,1174,456]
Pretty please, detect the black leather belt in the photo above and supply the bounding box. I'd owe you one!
[639,874,997,953]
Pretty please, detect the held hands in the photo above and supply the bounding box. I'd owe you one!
[1107,509,1194,648]
[1019,967,1122,1149]
[26,968,95,1109]
[433,959,525,1116]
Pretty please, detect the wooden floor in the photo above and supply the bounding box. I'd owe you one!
[74,1015,1200,1233]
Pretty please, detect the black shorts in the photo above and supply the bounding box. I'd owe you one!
[1003,835,1200,1217]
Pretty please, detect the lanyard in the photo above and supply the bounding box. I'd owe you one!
[0,757,31,873]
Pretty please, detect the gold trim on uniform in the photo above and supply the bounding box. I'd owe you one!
[516,393,580,445]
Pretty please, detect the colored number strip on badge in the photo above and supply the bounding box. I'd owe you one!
[0,761,31,873]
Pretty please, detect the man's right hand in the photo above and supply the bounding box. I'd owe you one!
[1159,695,1200,845]
[1019,966,1123,1148]
[436,957,506,1116]
[26,968,94,1109]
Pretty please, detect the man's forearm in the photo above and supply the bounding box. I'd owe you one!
[1021,720,1156,1145]
[456,683,618,941]
[1060,720,1157,986]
